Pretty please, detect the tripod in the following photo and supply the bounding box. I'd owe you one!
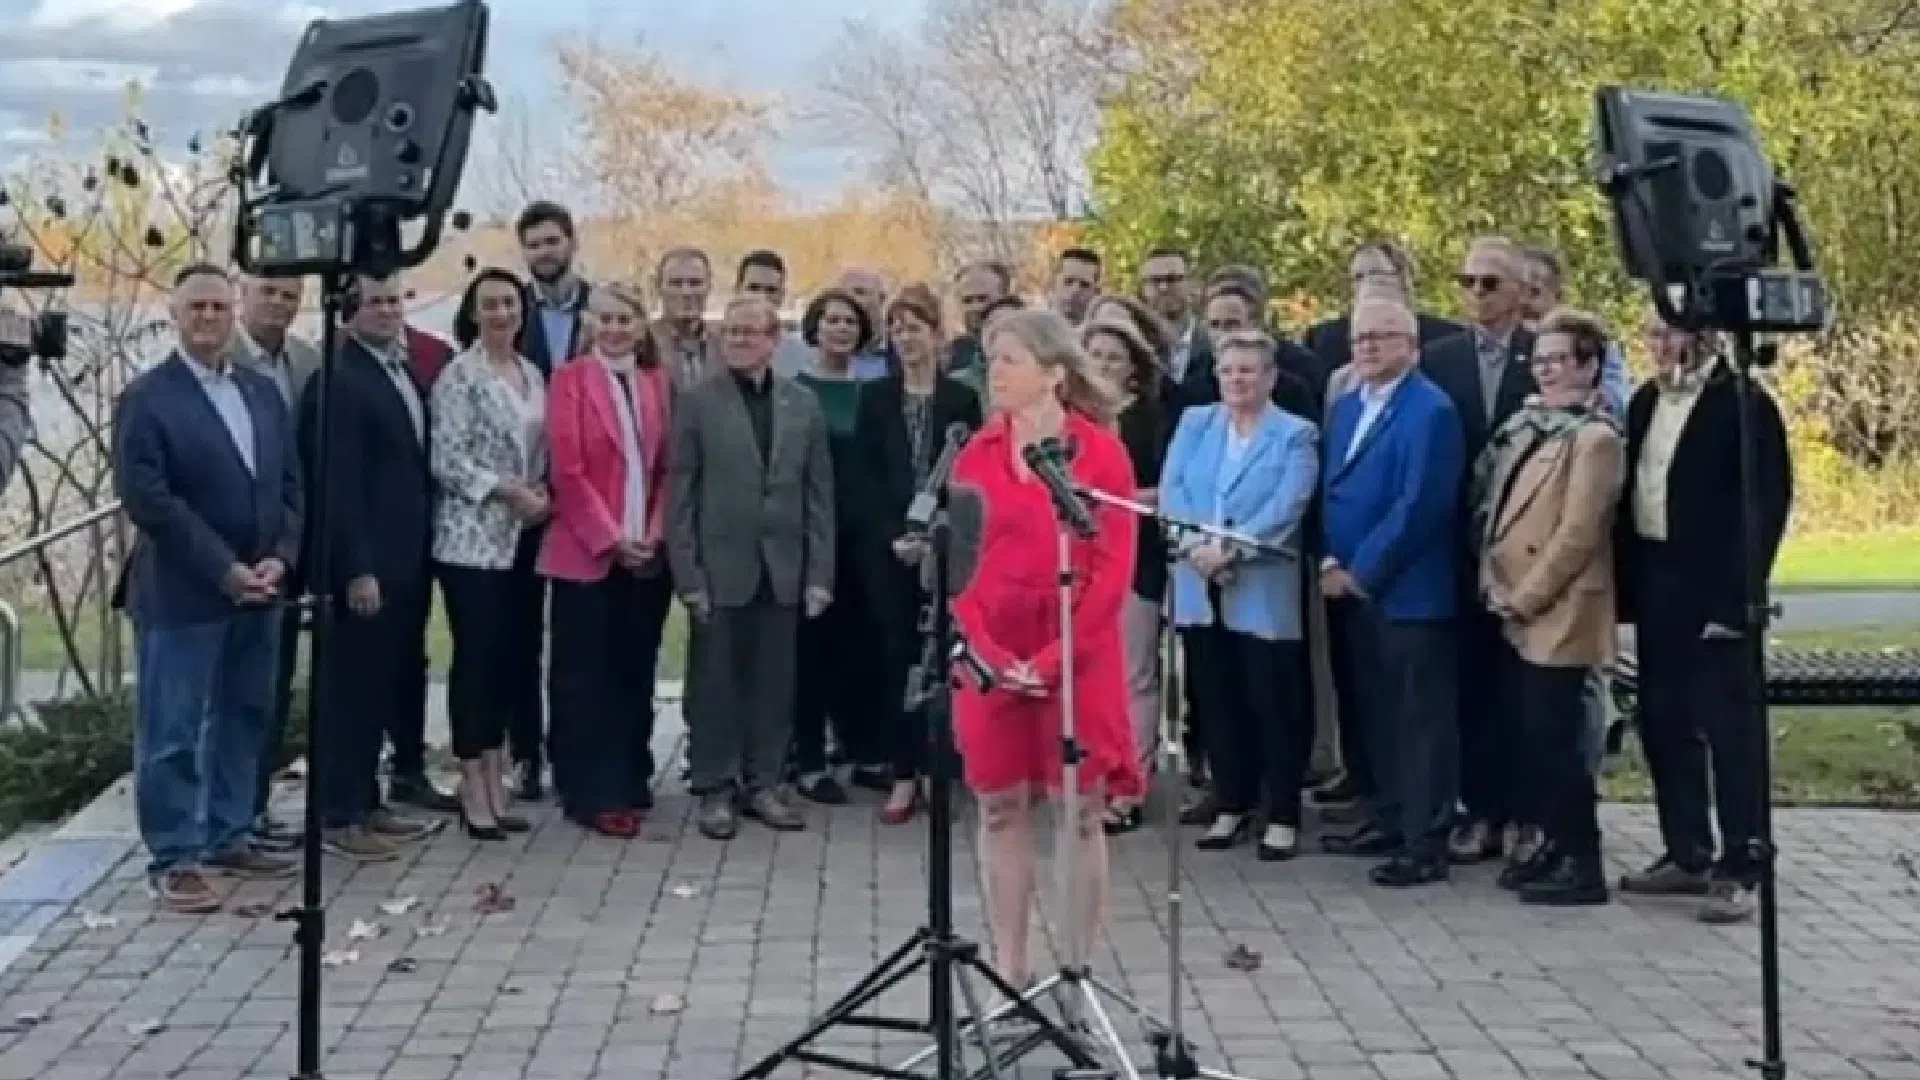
[278,271,347,1080]
[734,486,1101,1080]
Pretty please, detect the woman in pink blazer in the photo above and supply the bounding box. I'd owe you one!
[538,282,674,838]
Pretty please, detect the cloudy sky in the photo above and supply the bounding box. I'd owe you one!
[0,0,926,200]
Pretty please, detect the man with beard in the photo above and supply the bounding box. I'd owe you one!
[518,201,592,377]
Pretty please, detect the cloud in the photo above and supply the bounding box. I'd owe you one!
[0,0,311,156]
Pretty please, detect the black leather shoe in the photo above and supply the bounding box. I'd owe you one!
[1498,844,1558,891]
[1519,856,1610,906]
[1195,813,1252,851]
[1322,826,1400,857]
[516,761,545,801]
[390,773,460,814]
[1370,853,1448,888]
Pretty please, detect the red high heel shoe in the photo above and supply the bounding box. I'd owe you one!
[878,786,923,825]
[592,811,639,838]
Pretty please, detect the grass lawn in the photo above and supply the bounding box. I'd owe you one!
[1603,624,1920,808]
[13,596,692,681]
[1774,527,1920,592]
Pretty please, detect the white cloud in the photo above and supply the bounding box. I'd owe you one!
[28,0,209,31]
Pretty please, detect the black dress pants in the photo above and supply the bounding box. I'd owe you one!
[1458,607,1524,825]
[1502,641,1600,857]
[255,600,305,820]
[1325,597,1373,795]
[320,575,430,828]
[384,580,433,780]
[500,528,548,769]
[1184,623,1308,825]
[793,539,882,773]
[1634,545,1766,884]
[439,541,544,761]
[873,557,930,780]
[1344,606,1459,857]
[548,566,672,821]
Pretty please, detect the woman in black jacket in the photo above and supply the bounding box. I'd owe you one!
[851,284,984,823]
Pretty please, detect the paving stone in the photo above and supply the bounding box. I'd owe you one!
[1,707,1918,1080]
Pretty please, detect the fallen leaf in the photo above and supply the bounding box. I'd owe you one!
[125,1019,166,1037]
[233,902,274,919]
[1224,944,1262,972]
[347,919,385,942]
[649,993,686,1015]
[670,883,702,900]
[415,919,451,938]
[378,896,420,917]
[77,911,118,931]
[0,1007,51,1033]
[473,883,516,914]
[387,958,419,974]
[321,949,360,969]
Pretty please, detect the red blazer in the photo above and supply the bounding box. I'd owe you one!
[406,325,456,388]
[537,356,673,583]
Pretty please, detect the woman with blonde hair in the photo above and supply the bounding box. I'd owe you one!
[949,308,1140,989]
[538,282,676,839]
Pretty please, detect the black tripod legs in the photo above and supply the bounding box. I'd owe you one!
[734,928,1107,1080]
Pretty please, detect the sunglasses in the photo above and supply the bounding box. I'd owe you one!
[1456,274,1504,292]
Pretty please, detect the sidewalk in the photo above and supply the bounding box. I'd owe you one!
[0,703,1915,1079]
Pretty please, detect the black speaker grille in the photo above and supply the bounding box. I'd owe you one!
[331,67,381,126]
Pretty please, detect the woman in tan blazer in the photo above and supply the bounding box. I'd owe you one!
[1473,308,1624,908]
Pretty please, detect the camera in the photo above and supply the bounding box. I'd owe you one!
[0,242,73,366]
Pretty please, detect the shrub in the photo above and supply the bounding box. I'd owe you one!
[0,688,311,838]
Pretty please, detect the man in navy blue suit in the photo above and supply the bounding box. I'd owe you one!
[1318,297,1466,887]
[299,272,444,863]
[115,264,303,912]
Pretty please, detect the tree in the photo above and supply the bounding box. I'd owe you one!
[811,0,1112,269]
[466,92,582,222]
[555,36,776,282]
[1089,0,1920,327]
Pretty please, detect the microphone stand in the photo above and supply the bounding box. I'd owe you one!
[1056,483,1281,1080]
[735,482,1100,1080]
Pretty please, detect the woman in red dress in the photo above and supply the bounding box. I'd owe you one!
[950,308,1142,988]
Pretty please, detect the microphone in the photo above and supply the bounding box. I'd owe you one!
[919,482,986,596]
[904,421,972,533]
[1020,437,1097,539]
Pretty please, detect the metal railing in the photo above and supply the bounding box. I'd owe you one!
[0,500,126,719]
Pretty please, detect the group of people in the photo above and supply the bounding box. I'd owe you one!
[111,200,1792,970]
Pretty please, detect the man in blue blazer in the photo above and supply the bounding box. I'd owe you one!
[115,264,302,912]
[1318,297,1466,887]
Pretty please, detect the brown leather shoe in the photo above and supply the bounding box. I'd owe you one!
[745,789,805,832]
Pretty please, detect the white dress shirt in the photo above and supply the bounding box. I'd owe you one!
[185,352,255,475]
[1345,368,1410,462]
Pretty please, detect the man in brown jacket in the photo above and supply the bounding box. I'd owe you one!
[1474,308,1624,906]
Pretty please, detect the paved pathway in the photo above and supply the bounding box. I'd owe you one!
[0,705,1918,1080]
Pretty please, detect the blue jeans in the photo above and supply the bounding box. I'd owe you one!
[1580,667,1610,776]
[134,609,280,877]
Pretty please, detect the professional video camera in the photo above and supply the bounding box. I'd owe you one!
[1594,86,1826,337]
[0,242,72,366]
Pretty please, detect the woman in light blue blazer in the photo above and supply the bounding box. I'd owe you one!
[1162,330,1320,860]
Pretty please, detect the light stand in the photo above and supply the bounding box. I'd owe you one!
[734,485,1100,1080]
[277,274,346,1080]
[1729,332,1784,1080]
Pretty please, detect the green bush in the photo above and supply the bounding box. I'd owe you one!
[0,687,311,838]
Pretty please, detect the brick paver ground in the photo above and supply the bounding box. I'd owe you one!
[0,704,1916,1080]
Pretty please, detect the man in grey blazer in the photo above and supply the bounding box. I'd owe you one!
[229,273,322,852]
[668,296,835,840]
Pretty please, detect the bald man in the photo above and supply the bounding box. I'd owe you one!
[836,267,896,379]
[1420,237,1541,865]
[668,296,836,841]
[1319,296,1465,888]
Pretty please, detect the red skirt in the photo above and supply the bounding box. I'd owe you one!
[952,632,1144,800]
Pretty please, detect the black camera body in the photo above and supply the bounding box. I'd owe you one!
[0,242,73,366]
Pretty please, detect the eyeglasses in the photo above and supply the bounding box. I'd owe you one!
[1143,274,1186,288]
[1531,350,1578,368]
[1456,274,1504,293]
[1352,330,1412,349]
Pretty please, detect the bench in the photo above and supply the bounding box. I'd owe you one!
[1605,648,1920,754]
